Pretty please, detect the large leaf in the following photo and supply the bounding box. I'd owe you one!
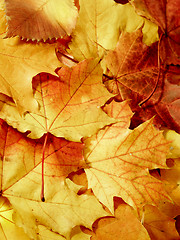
[4,0,78,40]
[0,59,115,141]
[84,100,170,213]
[131,0,180,65]
[105,28,180,133]
[0,119,108,239]
[69,0,158,61]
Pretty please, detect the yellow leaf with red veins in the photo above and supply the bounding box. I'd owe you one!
[0,119,84,193]
[84,100,171,213]
[0,197,30,240]
[4,0,78,40]
[143,205,180,240]
[4,179,108,240]
[0,59,115,141]
[69,0,158,62]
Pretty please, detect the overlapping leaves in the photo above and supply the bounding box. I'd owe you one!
[0,0,179,239]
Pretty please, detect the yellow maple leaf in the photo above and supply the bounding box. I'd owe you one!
[4,178,108,239]
[0,59,115,141]
[0,8,60,114]
[84,100,171,213]
[69,0,158,62]
[4,0,78,40]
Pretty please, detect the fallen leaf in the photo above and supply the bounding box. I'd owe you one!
[69,0,158,61]
[143,205,180,240]
[0,9,60,113]
[0,59,114,141]
[84,100,170,213]
[91,199,150,240]
[4,0,78,40]
[0,197,30,240]
[5,179,108,240]
[131,0,180,65]
[105,28,180,133]
[0,119,84,197]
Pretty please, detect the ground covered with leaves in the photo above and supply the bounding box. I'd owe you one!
[0,0,180,239]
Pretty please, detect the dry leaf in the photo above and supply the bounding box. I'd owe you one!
[143,204,180,240]
[0,59,114,141]
[69,0,158,61]
[91,200,150,240]
[84,101,170,213]
[0,197,30,240]
[4,0,78,40]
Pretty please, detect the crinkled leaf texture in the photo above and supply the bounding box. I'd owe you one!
[84,100,171,213]
[105,28,180,133]
[0,59,115,141]
[4,0,78,40]
[69,0,158,61]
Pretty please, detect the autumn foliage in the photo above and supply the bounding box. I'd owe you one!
[0,0,180,239]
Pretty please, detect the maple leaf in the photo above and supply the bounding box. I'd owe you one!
[105,28,180,133]
[130,0,180,65]
[143,205,180,240]
[0,118,84,200]
[0,59,114,141]
[0,197,30,240]
[84,100,171,213]
[90,198,150,240]
[4,0,78,40]
[0,119,107,239]
[0,9,60,113]
[4,178,108,239]
[69,0,158,61]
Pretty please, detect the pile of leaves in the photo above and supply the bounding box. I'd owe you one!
[0,0,180,239]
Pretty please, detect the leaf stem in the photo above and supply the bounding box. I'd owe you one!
[139,33,164,107]
[41,133,48,202]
